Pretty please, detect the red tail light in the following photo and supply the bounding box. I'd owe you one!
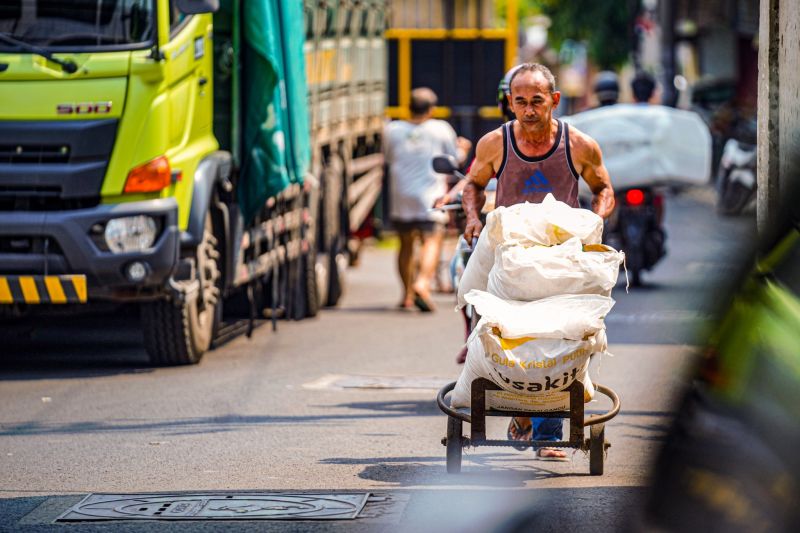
[625,188,645,206]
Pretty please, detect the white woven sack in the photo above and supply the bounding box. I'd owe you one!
[450,291,612,411]
[451,328,601,412]
[487,238,624,301]
[457,194,604,308]
[463,290,614,340]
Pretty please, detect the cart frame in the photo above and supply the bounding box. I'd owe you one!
[437,378,621,475]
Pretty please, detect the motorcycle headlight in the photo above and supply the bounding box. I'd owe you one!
[104,215,157,253]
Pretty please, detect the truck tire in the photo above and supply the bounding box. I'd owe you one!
[303,246,320,317]
[326,237,346,307]
[142,214,221,365]
[289,247,319,320]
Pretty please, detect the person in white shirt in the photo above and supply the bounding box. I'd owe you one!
[384,87,470,311]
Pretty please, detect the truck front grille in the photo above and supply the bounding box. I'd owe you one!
[0,119,118,211]
[0,144,70,164]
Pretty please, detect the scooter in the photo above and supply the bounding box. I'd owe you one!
[603,186,666,287]
[432,154,492,362]
[716,120,757,216]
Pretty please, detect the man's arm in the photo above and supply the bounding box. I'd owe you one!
[462,129,503,243]
[569,126,615,218]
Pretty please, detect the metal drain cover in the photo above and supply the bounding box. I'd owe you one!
[56,493,369,521]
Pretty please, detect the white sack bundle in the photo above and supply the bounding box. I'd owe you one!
[450,291,613,411]
[563,104,712,192]
[457,194,604,308]
[487,238,624,301]
[463,290,614,340]
[451,320,606,411]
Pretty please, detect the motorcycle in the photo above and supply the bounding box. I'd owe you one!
[716,119,757,216]
[603,186,667,287]
[432,154,493,362]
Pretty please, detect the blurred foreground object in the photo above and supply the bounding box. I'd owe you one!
[640,187,800,531]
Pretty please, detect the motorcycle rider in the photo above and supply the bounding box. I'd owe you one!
[593,70,620,107]
[631,70,657,104]
[462,62,614,460]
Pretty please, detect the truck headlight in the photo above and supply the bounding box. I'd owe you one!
[104,215,157,253]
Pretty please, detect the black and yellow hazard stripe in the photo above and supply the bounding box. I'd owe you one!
[0,275,87,304]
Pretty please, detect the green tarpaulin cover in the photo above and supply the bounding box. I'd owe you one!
[237,0,310,222]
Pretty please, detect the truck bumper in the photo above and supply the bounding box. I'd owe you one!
[0,198,180,301]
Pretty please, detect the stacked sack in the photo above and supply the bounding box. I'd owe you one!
[451,194,624,412]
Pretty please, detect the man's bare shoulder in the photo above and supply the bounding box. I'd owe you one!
[566,124,602,164]
[475,126,504,156]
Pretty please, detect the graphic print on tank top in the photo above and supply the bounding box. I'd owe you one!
[523,169,554,194]
[495,119,580,209]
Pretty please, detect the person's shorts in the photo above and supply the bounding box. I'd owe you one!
[391,219,443,234]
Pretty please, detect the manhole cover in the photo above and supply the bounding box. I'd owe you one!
[56,493,369,521]
[304,374,452,391]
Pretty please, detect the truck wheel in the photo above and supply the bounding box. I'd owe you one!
[142,214,221,365]
[303,246,321,317]
[291,246,320,320]
[326,238,346,307]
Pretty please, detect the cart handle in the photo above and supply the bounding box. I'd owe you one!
[436,381,472,423]
[584,384,621,426]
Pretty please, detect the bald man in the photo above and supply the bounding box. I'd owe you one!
[462,63,614,460]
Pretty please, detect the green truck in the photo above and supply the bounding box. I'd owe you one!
[0,0,386,364]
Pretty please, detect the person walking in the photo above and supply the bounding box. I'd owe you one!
[384,87,470,311]
[462,63,615,460]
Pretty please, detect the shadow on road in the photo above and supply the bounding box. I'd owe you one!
[326,400,440,416]
[0,311,153,379]
[320,453,590,487]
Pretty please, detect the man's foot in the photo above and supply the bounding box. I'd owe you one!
[397,298,414,310]
[507,417,532,451]
[536,447,570,462]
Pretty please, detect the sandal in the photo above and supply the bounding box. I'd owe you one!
[536,447,570,462]
[506,417,532,451]
[413,292,435,312]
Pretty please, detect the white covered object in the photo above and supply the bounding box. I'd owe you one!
[463,290,614,340]
[562,104,712,192]
[450,291,613,412]
[457,195,604,308]
[487,238,625,301]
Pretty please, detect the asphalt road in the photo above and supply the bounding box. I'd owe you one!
[0,188,755,532]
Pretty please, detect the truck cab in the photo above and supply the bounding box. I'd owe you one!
[0,0,386,366]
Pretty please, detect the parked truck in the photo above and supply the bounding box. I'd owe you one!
[0,0,386,364]
[385,0,518,142]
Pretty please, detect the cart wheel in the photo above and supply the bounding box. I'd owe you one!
[446,417,463,474]
[589,423,605,476]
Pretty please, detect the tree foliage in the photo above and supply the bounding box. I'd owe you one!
[509,0,637,69]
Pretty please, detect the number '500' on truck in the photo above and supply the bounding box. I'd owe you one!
[0,0,387,365]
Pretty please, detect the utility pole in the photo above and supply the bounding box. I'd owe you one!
[757,0,780,234]
[659,0,677,107]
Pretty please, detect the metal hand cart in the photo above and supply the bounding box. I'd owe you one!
[437,378,621,475]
